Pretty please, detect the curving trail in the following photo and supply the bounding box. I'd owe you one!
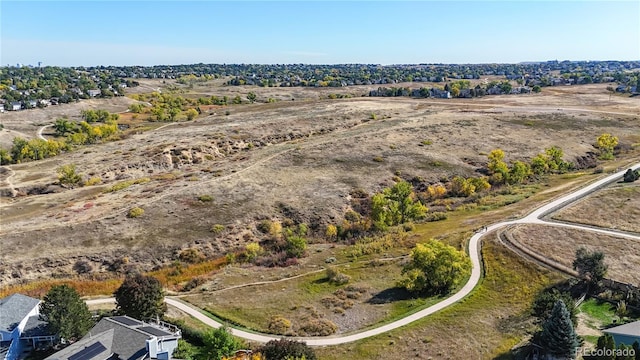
[86,162,640,346]
[37,124,53,140]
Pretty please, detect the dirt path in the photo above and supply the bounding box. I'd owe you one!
[37,124,53,140]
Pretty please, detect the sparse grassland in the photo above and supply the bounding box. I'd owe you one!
[315,238,564,360]
[508,224,640,285]
[552,182,640,233]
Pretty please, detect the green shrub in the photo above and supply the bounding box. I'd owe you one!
[198,194,213,202]
[210,224,225,234]
[127,207,144,218]
[104,177,150,193]
[372,156,384,162]
[325,266,351,285]
[425,212,448,222]
[420,139,433,146]
[84,176,102,186]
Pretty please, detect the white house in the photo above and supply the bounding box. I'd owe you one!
[0,294,55,360]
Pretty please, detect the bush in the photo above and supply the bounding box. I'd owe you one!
[298,318,337,336]
[325,266,351,285]
[403,222,416,232]
[267,316,292,335]
[179,248,205,264]
[623,168,640,182]
[425,212,448,222]
[181,277,205,292]
[73,260,93,274]
[244,242,263,262]
[258,339,317,360]
[198,194,213,202]
[128,207,144,218]
[210,224,226,234]
[84,176,102,186]
[57,164,82,187]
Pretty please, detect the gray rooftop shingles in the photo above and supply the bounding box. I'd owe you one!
[45,329,114,360]
[0,294,41,332]
[603,320,640,337]
[84,318,151,360]
[22,315,54,338]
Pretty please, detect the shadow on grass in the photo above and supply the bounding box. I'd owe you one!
[367,287,415,304]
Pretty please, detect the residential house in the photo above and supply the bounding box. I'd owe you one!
[603,320,640,346]
[45,316,181,360]
[0,294,56,360]
[87,89,102,97]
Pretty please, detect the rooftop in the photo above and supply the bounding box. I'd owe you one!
[604,320,640,337]
[0,294,40,332]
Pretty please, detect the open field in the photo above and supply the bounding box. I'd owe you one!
[552,182,640,233]
[508,224,640,285]
[314,237,565,359]
[1,82,639,287]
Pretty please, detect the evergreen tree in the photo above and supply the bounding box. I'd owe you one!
[114,273,166,320]
[40,285,94,341]
[595,333,616,360]
[539,300,580,358]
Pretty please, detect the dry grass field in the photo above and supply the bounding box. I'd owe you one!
[508,224,640,285]
[552,182,640,233]
[0,82,639,287]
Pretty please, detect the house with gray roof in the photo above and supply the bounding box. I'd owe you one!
[603,320,640,346]
[0,294,56,360]
[45,316,180,360]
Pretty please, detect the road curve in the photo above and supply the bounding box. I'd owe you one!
[86,162,640,346]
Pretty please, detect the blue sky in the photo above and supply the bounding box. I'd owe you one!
[1,1,639,66]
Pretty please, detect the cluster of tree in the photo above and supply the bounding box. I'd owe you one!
[586,334,640,360]
[368,80,541,99]
[252,221,309,267]
[1,137,67,164]
[1,115,120,166]
[0,66,139,107]
[398,239,472,295]
[486,146,573,185]
[81,109,120,123]
[333,177,491,239]
[526,248,612,358]
[128,92,227,121]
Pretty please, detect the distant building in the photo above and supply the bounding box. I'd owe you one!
[45,316,181,360]
[0,294,56,360]
[9,102,21,111]
[87,89,101,97]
